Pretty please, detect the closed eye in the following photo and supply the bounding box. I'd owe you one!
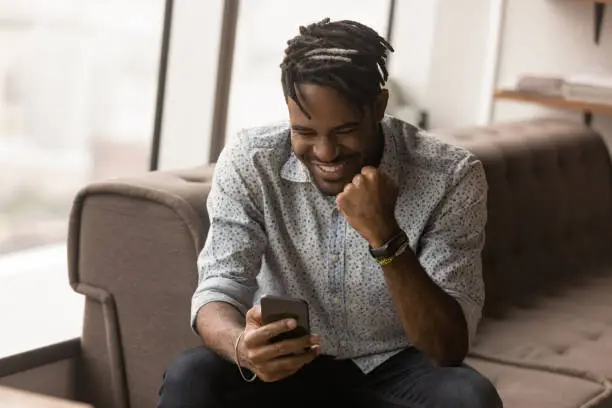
[334,127,358,135]
[292,129,316,137]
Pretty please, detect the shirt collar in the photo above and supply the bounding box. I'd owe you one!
[281,115,401,186]
[280,151,312,183]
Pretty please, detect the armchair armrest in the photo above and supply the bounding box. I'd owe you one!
[0,338,80,379]
[0,338,81,401]
[67,165,214,408]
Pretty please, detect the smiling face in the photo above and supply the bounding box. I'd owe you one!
[287,84,388,196]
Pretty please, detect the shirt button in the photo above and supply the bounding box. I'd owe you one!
[332,297,341,306]
[339,340,348,348]
[331,255,339,262]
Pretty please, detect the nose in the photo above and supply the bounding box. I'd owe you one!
[313,136,339,163]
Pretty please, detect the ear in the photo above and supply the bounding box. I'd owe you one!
[373,89,389,122]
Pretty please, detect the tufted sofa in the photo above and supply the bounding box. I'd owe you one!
[436,118,612,408]
[66,117,612,408]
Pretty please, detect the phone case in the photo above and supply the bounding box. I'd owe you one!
[260,295,310,343]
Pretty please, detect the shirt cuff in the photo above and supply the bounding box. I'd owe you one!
[190,276,254,334]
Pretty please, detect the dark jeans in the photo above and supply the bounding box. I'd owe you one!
[156,347,503,408]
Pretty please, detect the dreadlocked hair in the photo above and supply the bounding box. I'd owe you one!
[280,18,394,118]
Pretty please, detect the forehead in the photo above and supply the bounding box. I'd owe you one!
[287,84,362,125]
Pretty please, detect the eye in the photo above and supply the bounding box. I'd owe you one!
[292,129,316,137]
[335,127,358,135]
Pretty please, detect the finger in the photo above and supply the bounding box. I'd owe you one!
[343,182,354,194]
[244,318,297,347]
[336,191,353,214]
[352,174,363,186]
[250,334,320,362]
[361,166,378,178]
[336,193,346,212]
[263,348,318,375]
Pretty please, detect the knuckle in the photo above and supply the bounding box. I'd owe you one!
[263,325,279,339]
[262,327,274,339]
[269,323,285,337]
[245,349,257,362]
[274,342,286,356]
[363,167,377,178]
[298,337,311,348]
[277,359,295,372]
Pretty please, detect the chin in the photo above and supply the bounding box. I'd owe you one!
[312,178,348,196]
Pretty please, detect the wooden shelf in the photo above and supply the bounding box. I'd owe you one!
[495,89,612,114]
[494,89,612,126]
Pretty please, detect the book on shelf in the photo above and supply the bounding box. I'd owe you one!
[513,72,612,104]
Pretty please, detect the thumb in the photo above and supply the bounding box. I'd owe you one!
[245,304,263,328]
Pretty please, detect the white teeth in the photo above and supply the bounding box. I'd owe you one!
[317,164,343,173]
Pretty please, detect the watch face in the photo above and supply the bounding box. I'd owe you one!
[369,243,390,258]
[369,245,386,258]
[369,230,408,259]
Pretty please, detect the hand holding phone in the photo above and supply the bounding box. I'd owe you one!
[261,295,310,343]
[236,297,320,383]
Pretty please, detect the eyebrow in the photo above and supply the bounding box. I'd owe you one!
[291,121,361,132]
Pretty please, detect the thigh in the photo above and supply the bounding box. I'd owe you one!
[360,348,503,408]
[157,347,358,408]
[157,347,302,408]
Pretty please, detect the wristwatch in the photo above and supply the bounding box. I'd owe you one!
[368,230,409,265]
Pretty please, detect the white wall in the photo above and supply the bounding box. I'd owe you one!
[389,0,497,129]
[390,0,612,145]
[387,1,438,110]
[493,0,612,146]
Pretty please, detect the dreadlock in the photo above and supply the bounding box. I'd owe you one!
[280,18,394,119]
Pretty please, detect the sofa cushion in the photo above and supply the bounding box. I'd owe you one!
[467,357,611,408]
[470,263,612,381]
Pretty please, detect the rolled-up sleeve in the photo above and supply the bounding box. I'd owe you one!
[190,135,267,332]
[418,155,488,344]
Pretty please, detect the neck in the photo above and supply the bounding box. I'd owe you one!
[369,123,385,168]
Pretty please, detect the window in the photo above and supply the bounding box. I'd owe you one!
[0,0,165,357]
[225,0,391,143]
[157,0,224,170]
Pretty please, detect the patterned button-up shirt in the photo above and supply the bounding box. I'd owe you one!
[191,115,487,373]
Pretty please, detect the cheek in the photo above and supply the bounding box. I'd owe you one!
[290,136,309,157]
[340,132,368,155]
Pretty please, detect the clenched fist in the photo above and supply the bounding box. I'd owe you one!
[336,166,401,248]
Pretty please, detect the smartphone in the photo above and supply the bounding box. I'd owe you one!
[260,294,310,343]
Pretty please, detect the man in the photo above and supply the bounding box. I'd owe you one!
[157,18,503,408]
